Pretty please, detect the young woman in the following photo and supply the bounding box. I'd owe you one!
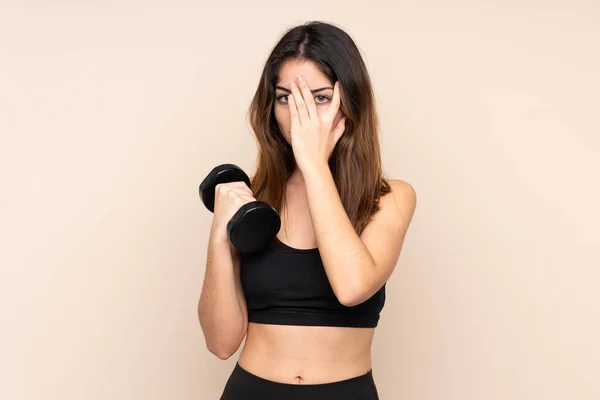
[198,21,417,399]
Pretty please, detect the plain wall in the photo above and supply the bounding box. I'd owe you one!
[1,1,599,399]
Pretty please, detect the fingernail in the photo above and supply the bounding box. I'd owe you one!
[297,75,304,82]
[290,81,296,88]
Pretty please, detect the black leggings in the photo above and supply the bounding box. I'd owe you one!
[219,362,379,399]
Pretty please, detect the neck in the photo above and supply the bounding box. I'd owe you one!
[288,168,305,186]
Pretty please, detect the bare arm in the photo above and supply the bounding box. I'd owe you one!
[198,223,248,360]
[303,164,417,307]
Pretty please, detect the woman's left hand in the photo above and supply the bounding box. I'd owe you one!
[288,75,347,173]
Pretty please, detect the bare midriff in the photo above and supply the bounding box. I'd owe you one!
[237,322,375,384]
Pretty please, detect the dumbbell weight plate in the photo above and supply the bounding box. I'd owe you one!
[227,201,281,253]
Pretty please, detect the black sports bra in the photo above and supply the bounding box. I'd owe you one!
[240,237,385,328]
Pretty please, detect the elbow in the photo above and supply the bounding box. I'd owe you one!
[205,330,246,360]
[336,286,369,307]
[336,277,379,307]
[338,294,365,308]
[207,341,240,360]
[209,346,236,360]
[334,261,379,307]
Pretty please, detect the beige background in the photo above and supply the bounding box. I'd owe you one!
[1,1,599,399]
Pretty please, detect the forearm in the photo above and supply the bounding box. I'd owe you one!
[198,226,246,358]
[302,164,376,306]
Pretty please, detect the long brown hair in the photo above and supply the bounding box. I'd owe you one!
[247,21,391,236]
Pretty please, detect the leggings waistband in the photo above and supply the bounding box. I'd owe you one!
[220,362,379,399]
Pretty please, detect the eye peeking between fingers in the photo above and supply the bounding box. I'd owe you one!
[276,94,330,105]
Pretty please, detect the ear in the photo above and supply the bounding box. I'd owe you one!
[332,116,347,145]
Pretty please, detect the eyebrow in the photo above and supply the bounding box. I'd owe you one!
[275,85,333,93]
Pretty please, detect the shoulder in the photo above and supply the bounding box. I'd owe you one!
[361,179,416,241]
[379,179,417,226]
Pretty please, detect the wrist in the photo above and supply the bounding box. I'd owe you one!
[209,222,229,244]
[299,161,330,177]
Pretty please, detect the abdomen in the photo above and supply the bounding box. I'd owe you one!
[238,322,375,384]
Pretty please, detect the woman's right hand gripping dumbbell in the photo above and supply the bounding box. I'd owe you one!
[199,163,281,252]
[210,181,257,243]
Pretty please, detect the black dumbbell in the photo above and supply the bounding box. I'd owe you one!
[199,163,281,253]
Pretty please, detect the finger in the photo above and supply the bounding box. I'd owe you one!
[219,181,252,192]
[220,187,254,198]
[236,194,256,203]
[231,188,255,197]
[297,75,317,120]
[216,182,253,195]
[326,81,342,120]
[287,88,301,131]
[290,80,309,125]
[332,116,347,144]
[227,181,252,188]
